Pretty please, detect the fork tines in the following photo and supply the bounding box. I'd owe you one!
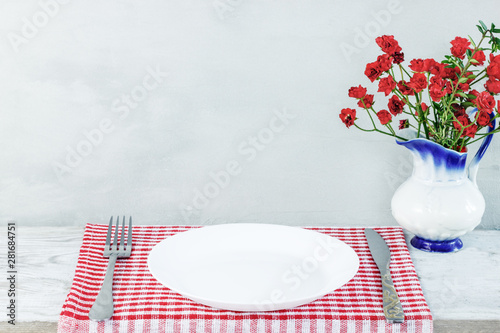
[105,216,132,257]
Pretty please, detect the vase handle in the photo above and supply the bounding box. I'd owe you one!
[467,109,496,185]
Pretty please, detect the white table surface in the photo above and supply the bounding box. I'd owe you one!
[1,226,499,333]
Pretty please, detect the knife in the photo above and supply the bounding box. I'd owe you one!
[364,228,405,323]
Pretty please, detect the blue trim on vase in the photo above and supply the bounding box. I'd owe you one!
[410,236,463,253]
[396,137,468,174]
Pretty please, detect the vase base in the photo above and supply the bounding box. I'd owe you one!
[410,236,463,253]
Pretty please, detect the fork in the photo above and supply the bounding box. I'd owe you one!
[89,216,132,321]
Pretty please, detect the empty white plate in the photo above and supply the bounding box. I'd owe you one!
[147,223,359,311]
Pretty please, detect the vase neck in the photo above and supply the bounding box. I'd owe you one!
[398,138,468,182]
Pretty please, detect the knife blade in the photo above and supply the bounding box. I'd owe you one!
[364,228,405,323]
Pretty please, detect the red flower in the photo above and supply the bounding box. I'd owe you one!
[408,73,428,93]
[415,102,429,116]
[409,59,426,72]
[469,89,480,98]
[392,51,405,64]
[429,62,445,76]
[397,80,414,96]
[476,110,492,127]
[376,54,393,72]
[423,58,439,72]
[375,35,402,55]
[485,78,500,95]
[399,119,409,130]
[365,61,383,82]
[388,95,406,115]
[348,85,367,99]
[475,91,496,112]
[463,71,475,84]
[487,54,500,81]
[357,94,374,108]
[421,102,429,112]
[453,114,477,138]
[339,108,356,128]
[378,75,396,96]
[441,66,460,81]
[429,76,447,101]
[450,37,471,59]
[377,109,392,125]
[472,50,486,66]
[465,124,478,138]
[457,83,470,93]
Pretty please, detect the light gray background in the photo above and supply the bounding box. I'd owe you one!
[1,0,499,228]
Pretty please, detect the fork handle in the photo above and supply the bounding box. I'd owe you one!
[89,253,118,321]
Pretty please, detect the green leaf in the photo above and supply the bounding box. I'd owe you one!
[458,92,468,98]
[470,58,479,64]
[479,20,488,30]
[458,77,469,83]
[466,49,472,58]
[468,36,477,47]
[493,28,500,33]
[468,74,477,79]
[432,102,442,110]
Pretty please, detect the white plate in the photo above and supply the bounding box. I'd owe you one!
[147,223,359,312]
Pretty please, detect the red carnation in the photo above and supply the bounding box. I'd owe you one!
[392,51,405,64]
[423,58,439,72]
[429,62,445,76]
[476,110,492,127]
[415,102,429,116]
[358,94,374,108]
[475,91,496,112]
[408,73,428,93]
[388,95,406,115]
[429,76,447,101]
[339,108,356,128]
[472,50,486,66]
[378,75,396,96]
[465,124,478,138]
[409,59,426,72]
[375,35,402,55]
[485,78,500,95]
[453,114,477,138]
[387,95,406,116]
[399,119,409,130]
[397,80,415,96]
[450,36,471,59]
[487,54,500,81]
[458,82,470,92]
[377,109,392,125]
[376,54,393,72]
[365,61,383,82]
[348,85,367,99]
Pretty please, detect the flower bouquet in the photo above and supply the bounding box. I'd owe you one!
[339,22,500,252]
[339,21,500,153]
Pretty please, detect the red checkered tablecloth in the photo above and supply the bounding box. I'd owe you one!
[58,224,433,332]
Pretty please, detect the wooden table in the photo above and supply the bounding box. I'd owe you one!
[1,226,499,332]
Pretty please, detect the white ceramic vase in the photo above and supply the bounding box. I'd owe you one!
[391,125,494,253]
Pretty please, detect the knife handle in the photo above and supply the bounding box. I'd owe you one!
[381,269,405,323]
